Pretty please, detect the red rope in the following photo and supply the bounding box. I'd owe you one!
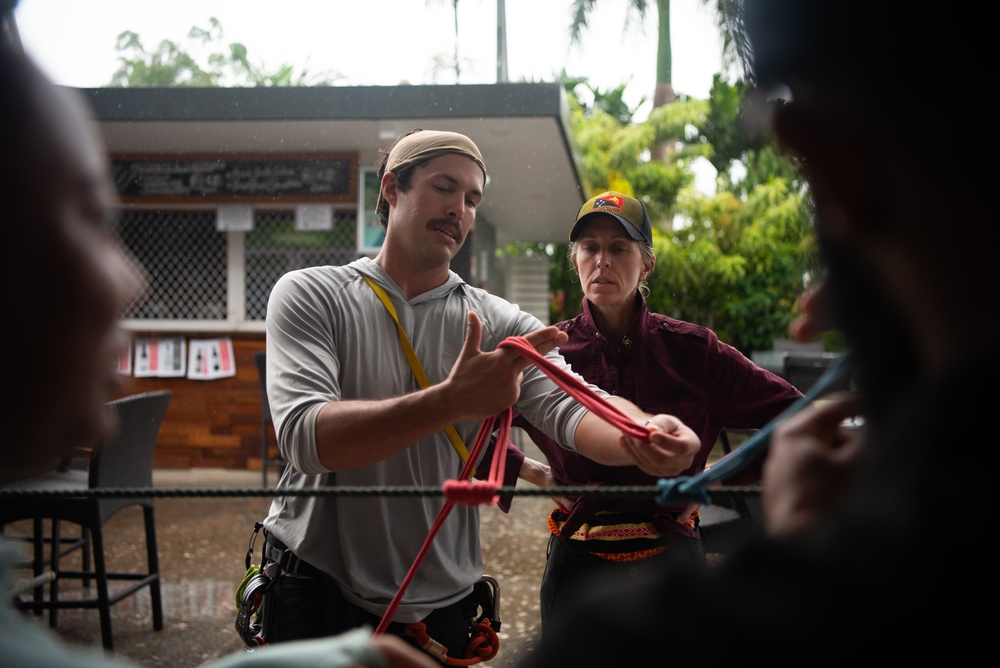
[374,335,652,639]
[499,336,652,439]
[374,410,507,636]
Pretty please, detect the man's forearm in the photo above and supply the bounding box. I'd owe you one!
[312,383,464,471]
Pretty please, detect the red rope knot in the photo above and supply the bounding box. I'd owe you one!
[465,619,499,661]
[443,479,498,507]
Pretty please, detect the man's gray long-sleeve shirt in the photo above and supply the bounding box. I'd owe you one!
[263,257,603,622]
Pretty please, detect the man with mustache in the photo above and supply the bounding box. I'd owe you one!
[258,128,701,663]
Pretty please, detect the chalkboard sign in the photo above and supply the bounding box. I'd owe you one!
[111,153,357,203]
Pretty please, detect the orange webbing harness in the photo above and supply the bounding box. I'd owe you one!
[373,335,655,663]
[403,618,499,665]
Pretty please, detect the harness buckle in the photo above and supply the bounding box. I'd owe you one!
[474,575,501,632]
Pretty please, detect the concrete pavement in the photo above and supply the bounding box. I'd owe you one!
[8,466,553,668]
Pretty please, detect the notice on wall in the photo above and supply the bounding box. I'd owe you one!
[115,337,132,375]
[216,204,254,231]
[134,337,187,378]
[294,203,333,231]
[187,338,236,380]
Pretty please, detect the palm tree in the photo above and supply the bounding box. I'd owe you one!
[569,1,745,109]
[427,0,464,82]
[570,1,672,108]
[568,1,744,160]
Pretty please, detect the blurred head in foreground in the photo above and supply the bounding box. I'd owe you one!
[1,41,144,483]
[741,1,994,418]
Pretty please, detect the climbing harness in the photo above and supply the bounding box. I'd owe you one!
[9,330,851,660]
[402,576,502,665]
[371,334,659,655]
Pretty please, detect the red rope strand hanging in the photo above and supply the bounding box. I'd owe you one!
[373,335,653,641]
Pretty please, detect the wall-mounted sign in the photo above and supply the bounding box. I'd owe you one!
[295,204,334,231]
[216,204,254,231]
[357,167,384,255]
[111,153,357,203]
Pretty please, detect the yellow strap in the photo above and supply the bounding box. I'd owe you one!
[362,275,473,469]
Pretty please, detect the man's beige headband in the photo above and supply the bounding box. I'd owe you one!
[375,130,488,212]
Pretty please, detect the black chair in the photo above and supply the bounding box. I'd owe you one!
[254,350,285,487]
[783,352,851,394]
[0,389,172,651]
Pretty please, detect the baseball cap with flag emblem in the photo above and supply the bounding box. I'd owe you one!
[569,190,653,246]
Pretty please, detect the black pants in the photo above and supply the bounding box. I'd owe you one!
[260,572,476,664]
[539,532,707,635]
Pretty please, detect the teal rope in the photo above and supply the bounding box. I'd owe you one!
[655,352,855,507]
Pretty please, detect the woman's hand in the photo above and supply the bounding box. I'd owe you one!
[619,414,700,478]
[520,457,574,510]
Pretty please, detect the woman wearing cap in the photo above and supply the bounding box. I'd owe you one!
[512,190,804,631]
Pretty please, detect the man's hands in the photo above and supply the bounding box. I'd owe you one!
[763,392,866,539]
[315,312,566,471]
[441,311,568,423]
[762,278,867,539]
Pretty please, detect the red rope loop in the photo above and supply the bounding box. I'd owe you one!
[376,335,654,643]
[497,336,651,439]
[465,619,500,662]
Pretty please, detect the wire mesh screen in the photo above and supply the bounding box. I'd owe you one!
[115,208,359,324]
[245,210,358,321]
[118,210,227,320]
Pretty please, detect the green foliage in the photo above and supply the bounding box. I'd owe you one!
[699,77,805,197]
[110,30,218,87]
[644,176,817,354]
[532,76,820,354]
[564,78,697,223]
[561,73,648,125]
[109,17,343,87]
[700,74,749,176]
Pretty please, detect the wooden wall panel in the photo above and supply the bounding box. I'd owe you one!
[112,334,268,471]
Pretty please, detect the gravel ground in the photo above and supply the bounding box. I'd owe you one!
[9,450,752,668]
[8,468,554,668]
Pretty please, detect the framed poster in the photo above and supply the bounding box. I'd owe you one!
[357,167,385,256]
[187,338,236,380]
[133,337,186,378]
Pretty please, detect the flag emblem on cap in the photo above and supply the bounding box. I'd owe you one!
[593,195,623,211]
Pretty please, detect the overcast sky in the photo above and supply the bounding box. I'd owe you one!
[11,0,728,120]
